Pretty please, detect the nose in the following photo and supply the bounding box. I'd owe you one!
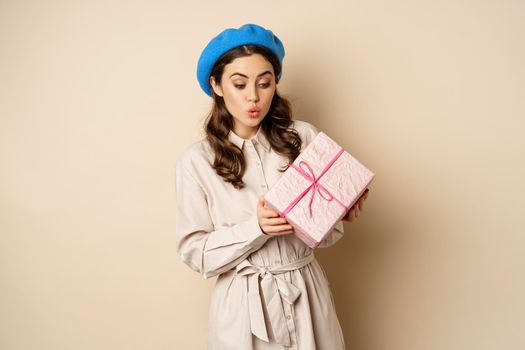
[247,84,260,102]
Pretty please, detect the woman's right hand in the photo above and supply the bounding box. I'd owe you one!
[257,197,294,236]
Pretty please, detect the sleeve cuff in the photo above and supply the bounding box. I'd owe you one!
[239,214,271,248]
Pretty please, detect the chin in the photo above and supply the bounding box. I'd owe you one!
[233,113,267,130]
[245,116,264,125]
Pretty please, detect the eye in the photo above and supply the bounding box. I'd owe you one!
[234,84,245,89]
[258,83,271,88]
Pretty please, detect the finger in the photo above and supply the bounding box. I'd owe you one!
[263,224,293,234]
[261,217,288,226]
[272,224,293,232]
[358,190,368,210]
[267,228,294,236]
[348,208,356,222]
[263,228,293,236]
[343,208,354,221]
[261,208,281,218]
[258,198,280,217]
[267,231,293,236]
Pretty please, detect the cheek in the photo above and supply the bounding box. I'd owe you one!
[262,89,276,104]
[223,90,244,110]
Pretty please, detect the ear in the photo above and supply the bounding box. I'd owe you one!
[209,76,224,97]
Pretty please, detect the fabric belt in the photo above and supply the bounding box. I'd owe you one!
[235,252,315,347]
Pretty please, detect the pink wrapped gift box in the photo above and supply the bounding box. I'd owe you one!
[264,132,375,248]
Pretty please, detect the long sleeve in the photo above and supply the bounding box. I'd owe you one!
[175,161,271,279]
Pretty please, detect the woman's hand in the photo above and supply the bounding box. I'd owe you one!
[257,198,294,236]
[343,188,370,222]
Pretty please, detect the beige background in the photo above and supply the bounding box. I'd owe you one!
[1,0,524,349]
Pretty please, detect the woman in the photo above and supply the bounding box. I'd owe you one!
[175,23,369,350]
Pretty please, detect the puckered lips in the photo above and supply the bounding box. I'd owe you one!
[248,106,260,117]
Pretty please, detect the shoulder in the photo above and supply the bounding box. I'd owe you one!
[175,139,213,175]
[291,119,319,134]
[291,119,320,149]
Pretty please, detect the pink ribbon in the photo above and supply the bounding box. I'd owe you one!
[281,147,348,218]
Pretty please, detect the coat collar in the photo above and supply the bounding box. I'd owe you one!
[227,125,271,152]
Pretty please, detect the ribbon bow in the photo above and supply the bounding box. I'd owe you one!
[235,253,314,346]
[282,147,347,218]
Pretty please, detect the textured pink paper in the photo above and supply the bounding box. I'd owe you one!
[264,132,375,248]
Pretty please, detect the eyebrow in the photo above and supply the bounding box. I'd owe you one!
[229,70,273,78]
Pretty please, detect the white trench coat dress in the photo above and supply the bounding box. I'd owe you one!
[175,120,346,350]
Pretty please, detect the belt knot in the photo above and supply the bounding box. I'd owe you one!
[235,253,315,346]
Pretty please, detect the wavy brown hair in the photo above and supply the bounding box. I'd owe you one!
[204,44,302,189]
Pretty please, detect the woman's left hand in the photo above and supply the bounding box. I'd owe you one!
[342,188,369,222]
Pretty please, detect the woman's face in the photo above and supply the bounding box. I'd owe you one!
[210,54,276,139]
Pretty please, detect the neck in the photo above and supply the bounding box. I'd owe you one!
[233,124,260,140]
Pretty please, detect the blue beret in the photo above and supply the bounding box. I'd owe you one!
[196,23,285,97]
